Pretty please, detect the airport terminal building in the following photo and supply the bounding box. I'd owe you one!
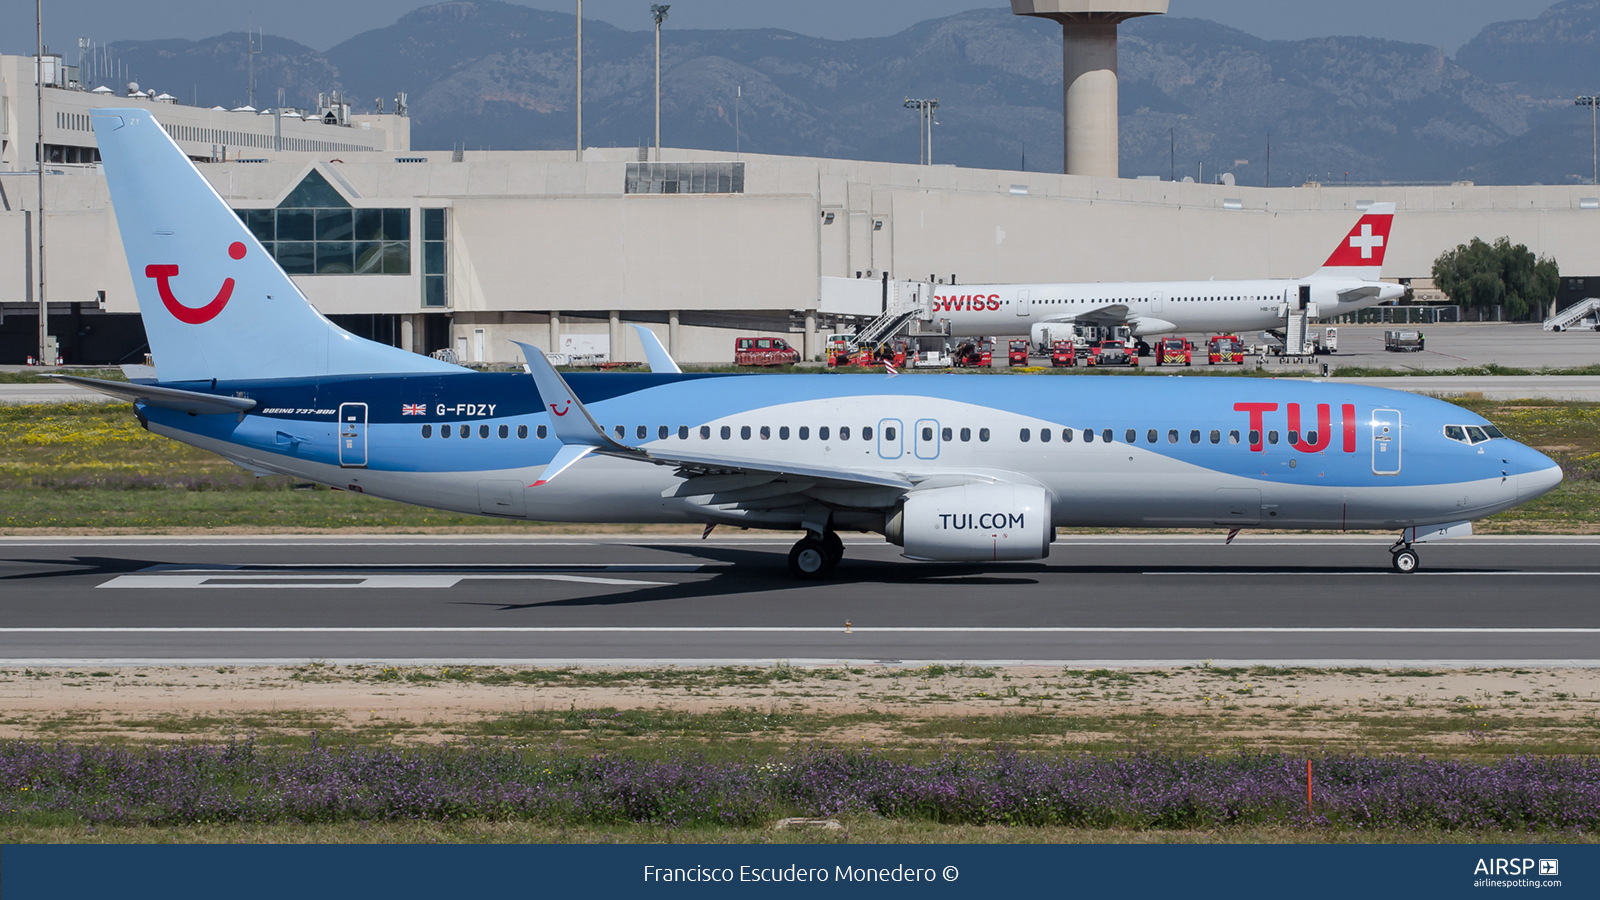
[4,50,1600,366]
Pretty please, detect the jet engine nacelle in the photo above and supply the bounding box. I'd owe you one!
[1030,322,1077,350]
[886,483,1053,561]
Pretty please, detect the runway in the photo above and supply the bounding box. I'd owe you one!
[2,534,1597,666]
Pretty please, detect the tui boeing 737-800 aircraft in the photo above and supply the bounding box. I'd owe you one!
[59,109,1563,578]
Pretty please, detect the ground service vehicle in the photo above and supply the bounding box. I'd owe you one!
[735,337,800,367]
[1008,340,1030,367]
[1156,337,1191,367]
[952,338,993,368]
[68,107,1563,580]
[1208,334,1246,365]
[1385,331,1424,353]
[1051,341,1077,367]
[1090,339,1136,367]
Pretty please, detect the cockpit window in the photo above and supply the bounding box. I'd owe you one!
[1445,424,1502,444]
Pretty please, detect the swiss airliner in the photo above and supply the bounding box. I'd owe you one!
[60,109,1562,578]
[930,204,1406,346]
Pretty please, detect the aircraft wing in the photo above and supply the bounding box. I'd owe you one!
[46,374,257,416]
[514,341,912,495]
[1036,303,1131,327]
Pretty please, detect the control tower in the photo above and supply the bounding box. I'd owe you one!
[1012,0,1168,179]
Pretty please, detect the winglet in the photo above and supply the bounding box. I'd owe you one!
[629,324,682,374]
[514,342,636,491]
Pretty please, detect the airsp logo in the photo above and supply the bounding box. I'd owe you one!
[1539,860,1559,877]
[1474,859,1546,876]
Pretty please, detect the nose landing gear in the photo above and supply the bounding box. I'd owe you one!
[788,530,845,579]
[1390,540,1419,573]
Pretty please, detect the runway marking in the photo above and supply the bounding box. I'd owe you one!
[97,574,670,590]
[137,563,706,573]
[5,626,1598,634]
[1147,571,1600,577]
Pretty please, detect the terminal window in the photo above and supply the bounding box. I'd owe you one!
[422,208,449,308]
[236,170,410,276]
[625,162,745,194]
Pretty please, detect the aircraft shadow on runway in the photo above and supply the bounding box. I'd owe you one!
[0,550,1473,615]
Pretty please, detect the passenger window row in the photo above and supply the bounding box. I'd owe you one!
[1016,427,1315,447]
[419,419,1331,450]
[421,424,549,440]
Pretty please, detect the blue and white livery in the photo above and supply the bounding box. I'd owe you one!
[62,109,1563,577]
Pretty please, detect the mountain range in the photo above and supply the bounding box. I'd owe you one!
[92,0,1600,185]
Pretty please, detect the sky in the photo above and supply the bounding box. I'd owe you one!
[0,0,1562,57]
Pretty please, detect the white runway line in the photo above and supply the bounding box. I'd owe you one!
[1147,571,1600,577]
[4,626,1598,634]
[97,573,670,589]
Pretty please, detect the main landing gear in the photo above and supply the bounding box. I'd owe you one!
[1389,540,1420,574]
[788,531,845,579]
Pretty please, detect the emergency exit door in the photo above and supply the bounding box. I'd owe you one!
[1371,409,1401,475]
[338,402,368,468]
[1016,289,1031,317]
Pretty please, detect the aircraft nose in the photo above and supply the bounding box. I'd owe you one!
[1513,444,1563,502]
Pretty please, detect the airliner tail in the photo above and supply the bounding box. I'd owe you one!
[91,108,460,384]
[1307,202,1395,282]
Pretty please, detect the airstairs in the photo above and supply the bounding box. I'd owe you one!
[847,281,931,348]
[1544,298,1600,332]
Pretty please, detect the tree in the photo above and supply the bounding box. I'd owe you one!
[1432,237,1559,320]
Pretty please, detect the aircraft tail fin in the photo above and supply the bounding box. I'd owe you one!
[91,108,461,384]
[1307,202,1395,281]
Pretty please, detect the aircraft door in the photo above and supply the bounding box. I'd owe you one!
[1150,291,1164,314]
[1016,289,1031,317]
[878,419,904,459]
[338,402,368,468]
[1372,409,1401,475]
[914,418,941,460]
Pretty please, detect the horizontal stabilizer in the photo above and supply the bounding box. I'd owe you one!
[48,374,256,416]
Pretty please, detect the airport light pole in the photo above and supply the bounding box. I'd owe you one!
[576,0,582,162]
[904,98,939,165]
[1579,95,1599,186]
[652,4,669,162]
[36,0,49,366]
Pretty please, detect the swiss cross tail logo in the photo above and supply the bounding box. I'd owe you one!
[401,404,426,416]
[1349,224,1384,258]
[146,241,247,324]
[1322,213,1394,268]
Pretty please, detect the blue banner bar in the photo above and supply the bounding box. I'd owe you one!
[2,843,1593,898]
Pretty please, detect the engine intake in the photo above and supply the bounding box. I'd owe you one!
[887,483,1053,562]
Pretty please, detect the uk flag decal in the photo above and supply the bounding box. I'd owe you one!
[402,404,426,416]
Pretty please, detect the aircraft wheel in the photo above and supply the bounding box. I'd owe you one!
[821,531,845,567]
[788,537,831,579]
[1391,547,1419,574]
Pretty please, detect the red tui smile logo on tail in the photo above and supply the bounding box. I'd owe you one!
[146,241,246,325]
